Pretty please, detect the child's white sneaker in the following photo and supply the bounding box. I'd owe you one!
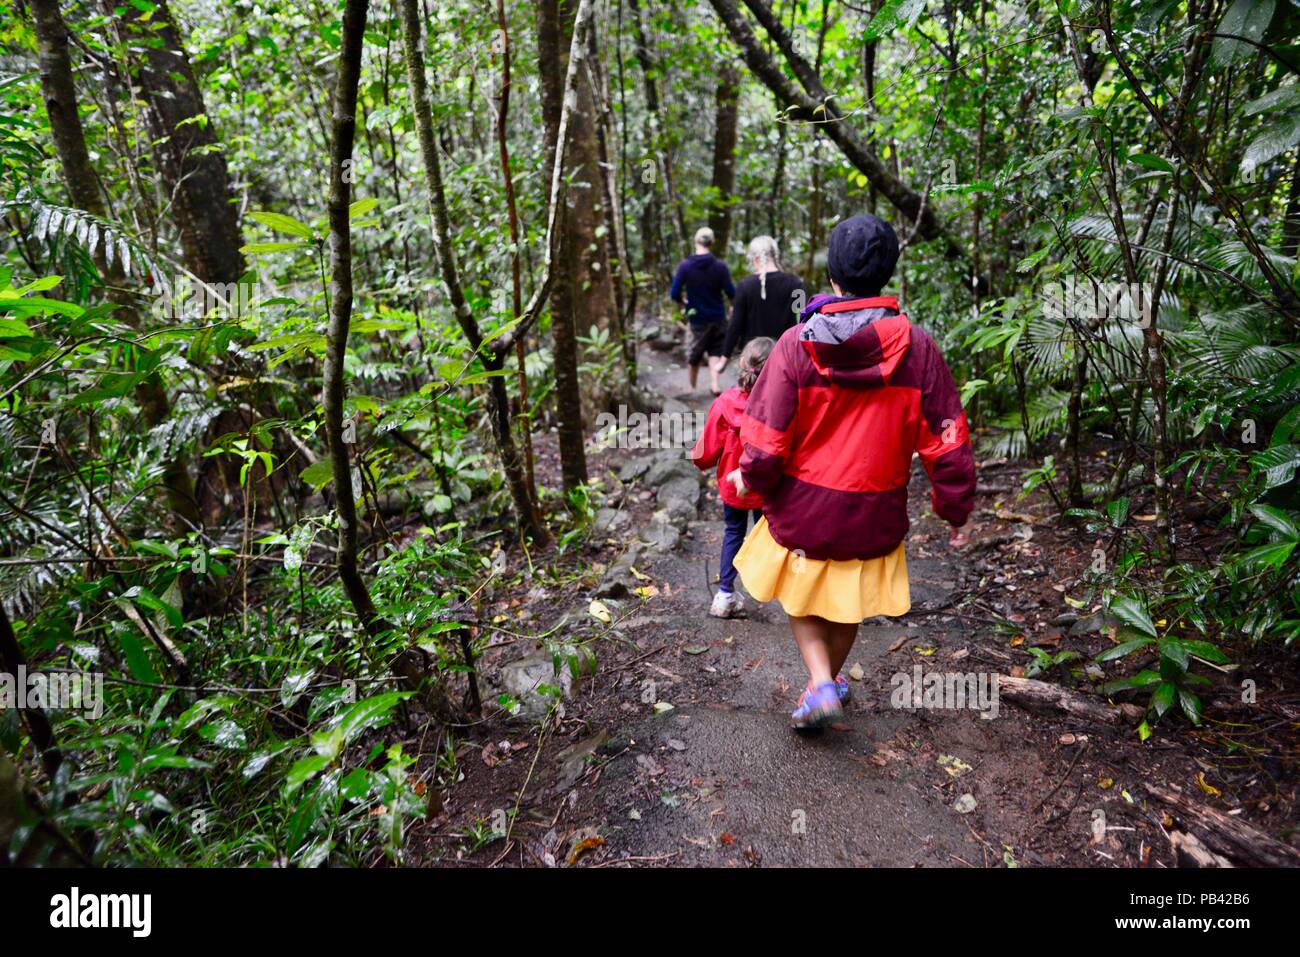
[709,590,743,619]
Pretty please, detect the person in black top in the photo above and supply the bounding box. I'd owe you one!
[719,236,805,369]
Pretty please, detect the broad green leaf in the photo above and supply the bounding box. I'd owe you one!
[1249,504,1300,540]
[1240,540,1296,569]
[864,0,926,40]
[333,691,411,744]
[1129,153,1173,173]
[1151,681,1176,717]
[349,198,378,219]
[1211,0,1276,69]
[240,241,311,254]
[300,459,334,489]
[284,754,330,794]
[1108,594,1157,638]
[198,719,247,750]
[1242,113,1300,175]
[1106,496,1130,529]
[248,210,314,240]
[1093,637,1153,663]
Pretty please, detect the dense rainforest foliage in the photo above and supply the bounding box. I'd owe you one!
[0,0,1296,865]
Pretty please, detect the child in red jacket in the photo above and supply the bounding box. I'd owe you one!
[690,337,775,618]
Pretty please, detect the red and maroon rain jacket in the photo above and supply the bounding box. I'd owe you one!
[690,386,764,510]
[738,295,975,561]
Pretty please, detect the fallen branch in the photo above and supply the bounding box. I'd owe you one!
[997,676,1143,726]
[1146,784,1300,868]
[1168,830,1233,868]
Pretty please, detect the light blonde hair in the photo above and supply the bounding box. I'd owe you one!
[693,226,715,248]
[738,336,775,392]
[747,236,781,298]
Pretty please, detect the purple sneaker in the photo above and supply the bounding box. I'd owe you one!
[791,681,843,730]
[801,674,851,706]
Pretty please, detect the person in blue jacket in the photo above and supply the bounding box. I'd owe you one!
[671,226,736,395]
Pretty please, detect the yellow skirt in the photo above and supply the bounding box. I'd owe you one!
[733,516,910,624]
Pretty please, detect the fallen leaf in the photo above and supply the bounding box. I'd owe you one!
[938,754,973,777]
[953,793,977,814]
[588,599,612,624]
[567,833,605,864]
[1195,772,1221,798]
[652,701,674,714]
[629,565,651,581]
[720,832,736,845]
[684,645,709,655]
[848,663,865,681]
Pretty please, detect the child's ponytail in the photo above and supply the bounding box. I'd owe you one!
[737,336,776,393]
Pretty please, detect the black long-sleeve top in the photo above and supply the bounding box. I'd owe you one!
[722,270,805,358]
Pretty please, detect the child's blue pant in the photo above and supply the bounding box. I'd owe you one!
[720,505,758,593]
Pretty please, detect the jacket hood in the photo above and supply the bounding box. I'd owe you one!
[798,295,911,388]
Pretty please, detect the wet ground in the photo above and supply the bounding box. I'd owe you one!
[408,331,1265,869]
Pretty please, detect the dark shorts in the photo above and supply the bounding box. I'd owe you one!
[687,321,726,366]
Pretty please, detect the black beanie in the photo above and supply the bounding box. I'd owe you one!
[827,214,899,296]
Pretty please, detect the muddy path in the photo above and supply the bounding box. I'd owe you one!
[409,329,1252,869]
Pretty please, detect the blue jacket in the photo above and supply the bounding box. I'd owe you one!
[670,253,735,324]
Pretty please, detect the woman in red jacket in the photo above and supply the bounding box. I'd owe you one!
[730,214,977,730]
[691,337,775,619]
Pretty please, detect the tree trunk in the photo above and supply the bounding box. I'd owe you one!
[585,29,638,388]
[0,601,60,779]
[105,0,244,285]
[1282,152,1300,260]
[708,63,740,257]
[492,0,539,505]
[323,0,391,642]
[537,0,590,492]
[0,745,85,867]
[30,0,200,532]
[400,0,550,545]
